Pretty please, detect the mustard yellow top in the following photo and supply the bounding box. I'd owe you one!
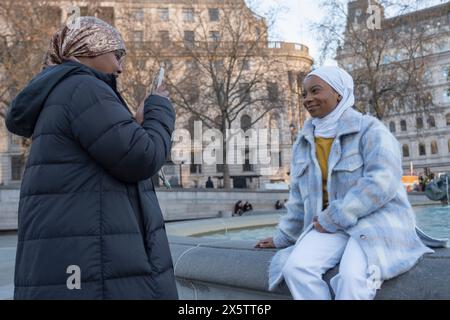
[315,137,334,210]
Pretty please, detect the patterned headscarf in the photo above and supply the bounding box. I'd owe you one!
[43,16,126,68]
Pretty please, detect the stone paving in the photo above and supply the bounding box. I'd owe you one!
[0,233,16,300]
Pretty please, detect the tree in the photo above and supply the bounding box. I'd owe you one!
[313,0,443,120]
[0,0,65,156]
[126,0,290,188]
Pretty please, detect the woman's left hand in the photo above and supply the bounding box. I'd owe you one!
[313,216,330,233]
[135,84,170,125]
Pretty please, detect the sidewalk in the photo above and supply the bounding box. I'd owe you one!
[0,233,17,300]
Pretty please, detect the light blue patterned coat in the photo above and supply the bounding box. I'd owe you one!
[269,108,437,291]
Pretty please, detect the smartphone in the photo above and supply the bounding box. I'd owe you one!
[153,65,165,91]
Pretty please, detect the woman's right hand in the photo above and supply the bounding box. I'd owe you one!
[255,237,276,249]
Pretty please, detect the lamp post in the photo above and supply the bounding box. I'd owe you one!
[289,123,296,144]
[179,161,184,189]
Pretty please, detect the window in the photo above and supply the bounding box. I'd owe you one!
[209,8,219,22]
[161,59,173,71]
[243,161,253,172]
[267,82,279,102]
[10,134,21,147]
[158,8,169,21]
[213,60,224,72]
[444,66,449,80]
[278,152,282,168]
[11,156,25,181]
[80,6,114,25]
[446,113,450,126]
[159,30,170,47]
[431,141,439,154]
[241,114,252,131]
[132,30,143,42]
[428,116,436,128]
[184,30,195,44]
[402,144,410,158]
[188,117,202,175]
[423,69,432,82]
[446,87,450,100]
[183,8,195,22]
[186,60,198,70]
[242,59,250,71]
[419,143,426,156]
[400,120,407,131]
[416,117,423,129]
[241,115,252,172]
[133,9,144,21]
[389,121,396,133]
[209,31,220,42]
[96,7,115,26]
[448,139,450,153]
[37,6,62,29]
[239,84,251,103]
[188,85,200,104]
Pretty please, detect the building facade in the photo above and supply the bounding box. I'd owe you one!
[0,0,313,188]
[337,0,450,175]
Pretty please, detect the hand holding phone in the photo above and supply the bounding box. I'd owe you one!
[151,65,170,100]
[135,65,169,125]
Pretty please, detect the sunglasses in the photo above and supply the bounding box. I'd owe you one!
[114,50,126,64]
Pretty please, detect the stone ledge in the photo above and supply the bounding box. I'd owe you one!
[169,236,450,300]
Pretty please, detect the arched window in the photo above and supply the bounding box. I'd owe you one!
[389,121,396,133]
[428,116,436,128]
[431,141,439,154]
[419,143,426,156]
[400,120,407,131]
[446,113,450,126]
[402,144,410,158]
[416,117,423,129]
[240,114,252,131]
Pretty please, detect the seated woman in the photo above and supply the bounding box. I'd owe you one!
[256,66,438,300]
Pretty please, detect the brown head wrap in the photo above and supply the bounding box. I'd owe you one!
[43,16,126,68]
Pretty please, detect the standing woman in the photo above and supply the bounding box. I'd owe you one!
[6,17,178,299]
[256,66,439,300]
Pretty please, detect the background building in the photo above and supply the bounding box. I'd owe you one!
[337,0,450,175]
[0,0,313,188]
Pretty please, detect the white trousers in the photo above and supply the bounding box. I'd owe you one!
[282,229,380,300]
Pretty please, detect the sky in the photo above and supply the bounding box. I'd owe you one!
[246,0,448,67]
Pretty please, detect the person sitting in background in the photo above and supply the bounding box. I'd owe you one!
[205,176,214,189]
[243,201,253,212]
[233,200,244,216]
[275,200,283,210]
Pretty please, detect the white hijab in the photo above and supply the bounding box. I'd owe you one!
[307,66,355,138]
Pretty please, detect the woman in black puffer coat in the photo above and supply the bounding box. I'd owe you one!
[5,17,178,300]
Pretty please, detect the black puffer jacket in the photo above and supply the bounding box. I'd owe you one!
[5,60,178,299]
